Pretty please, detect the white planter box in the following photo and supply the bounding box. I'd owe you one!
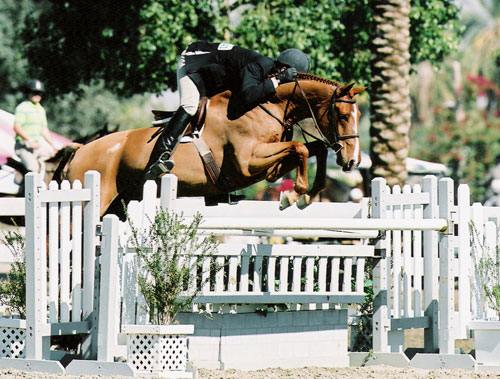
[0,318,26,359]
[469,321,500,366]
[123,324,194,378]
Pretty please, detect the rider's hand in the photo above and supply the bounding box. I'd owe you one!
[277,67,297,84]
[27,140,40,149]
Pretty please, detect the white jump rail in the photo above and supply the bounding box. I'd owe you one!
[195,217,448,231]
[0,197,24,216]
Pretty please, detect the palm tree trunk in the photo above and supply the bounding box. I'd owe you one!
[369,0,411,186]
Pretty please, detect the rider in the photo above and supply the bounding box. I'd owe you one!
[145,41,310,179]
[13,79,57,173]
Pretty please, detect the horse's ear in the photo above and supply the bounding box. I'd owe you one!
[350,86,365,97]
[336,82,355,98]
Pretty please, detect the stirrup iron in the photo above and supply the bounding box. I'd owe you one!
[145,153,175,180]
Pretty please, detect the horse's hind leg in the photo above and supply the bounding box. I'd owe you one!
[104,194,128,220]
[96,174,126,218]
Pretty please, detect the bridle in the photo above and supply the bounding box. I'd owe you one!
[259,79,360,153]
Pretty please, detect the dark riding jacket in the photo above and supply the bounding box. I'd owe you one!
[183,41,277,118]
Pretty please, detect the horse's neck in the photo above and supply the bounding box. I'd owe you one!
[276,80,332,122]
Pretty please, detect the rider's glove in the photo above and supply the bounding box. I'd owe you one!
[276,67,297,84]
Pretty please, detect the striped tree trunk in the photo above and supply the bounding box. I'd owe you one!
[369,0,411,186]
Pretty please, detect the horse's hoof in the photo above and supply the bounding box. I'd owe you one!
[279,191,300,210]
[297,194,311,209]
[279,191,291,210]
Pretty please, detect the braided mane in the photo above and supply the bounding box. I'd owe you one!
[296,73,343,88]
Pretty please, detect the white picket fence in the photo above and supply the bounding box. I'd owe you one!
[0,171,498,372]
[371,177,500,354]
[0,171,100,367]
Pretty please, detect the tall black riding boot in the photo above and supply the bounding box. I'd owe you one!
[145,107,192,180]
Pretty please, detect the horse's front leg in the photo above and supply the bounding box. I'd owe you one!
[247,141,309,204]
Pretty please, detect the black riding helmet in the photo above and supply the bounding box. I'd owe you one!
[277,49,310,73]
[23,79,45,94]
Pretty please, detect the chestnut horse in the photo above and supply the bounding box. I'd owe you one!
[59,74,363,216]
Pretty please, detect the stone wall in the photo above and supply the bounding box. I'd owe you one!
[177,309,348,370]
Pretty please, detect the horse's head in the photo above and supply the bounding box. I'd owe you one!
[277,75,364,172]
[322,82,364,172]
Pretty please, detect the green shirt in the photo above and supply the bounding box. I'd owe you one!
[14,100,48,142]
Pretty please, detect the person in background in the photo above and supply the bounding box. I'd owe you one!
[14,79,57,173]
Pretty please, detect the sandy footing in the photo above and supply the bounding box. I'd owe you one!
[1,366,499,379]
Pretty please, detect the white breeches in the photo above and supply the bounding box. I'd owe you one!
[177,55,200,116]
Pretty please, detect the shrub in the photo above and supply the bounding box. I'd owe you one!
[0,231,26,317]
[412,110,500,202]
[471,222,500,319]
[129,210,220,324]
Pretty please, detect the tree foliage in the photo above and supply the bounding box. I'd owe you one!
[410,0,462,64]
[411,108,500,202]
[23,0,223,96]
[47,83,151,139]
[0,0,36,110]
[22,0,461,96]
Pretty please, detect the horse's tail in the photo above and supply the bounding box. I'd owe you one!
[52,144,81,183]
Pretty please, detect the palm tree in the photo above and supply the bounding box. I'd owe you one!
[369,0,411,186]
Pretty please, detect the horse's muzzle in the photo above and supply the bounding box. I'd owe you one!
[342,159,357,172]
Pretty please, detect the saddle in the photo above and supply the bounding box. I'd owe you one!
[5,157,29,176]
[151,96,208,141]
[150,97,229,190]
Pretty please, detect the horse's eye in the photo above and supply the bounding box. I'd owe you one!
[339,114,349,121]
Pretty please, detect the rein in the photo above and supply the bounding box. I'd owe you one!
[260,79,359,153]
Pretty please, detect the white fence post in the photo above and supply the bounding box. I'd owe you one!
[422,175,439,351]
[60,180,71,323]
[71,180,83,322]
[438,178,455,354]
[457,184,471,339]
[81,171,100,359]
[372,177,389,353]
[97,215,121,362]
[160,174,178,211]
[48,180,59,323]
[142,180,157,230]
[25,173,49,360]
[402,185,412,319]
[82,171,100,317]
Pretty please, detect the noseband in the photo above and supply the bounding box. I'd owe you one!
[327,94,360,153]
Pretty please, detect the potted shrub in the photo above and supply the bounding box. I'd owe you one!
[0,231,26,359]
[470,222,500,366]
[124,209,219,378]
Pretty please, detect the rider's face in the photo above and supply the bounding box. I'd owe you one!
[29,92,42,104]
